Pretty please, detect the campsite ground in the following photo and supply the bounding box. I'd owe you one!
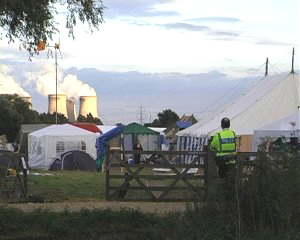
[3,170,188,214]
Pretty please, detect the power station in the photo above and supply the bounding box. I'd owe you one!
[48,94,68,117]
[47,94,99,121]
[79,96,99,118]
[66,97,77,122]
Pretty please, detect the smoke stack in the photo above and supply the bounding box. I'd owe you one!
[67,98,77,122]
[48,94,68,117]
[79,96,99,118]
[20,96,32,109]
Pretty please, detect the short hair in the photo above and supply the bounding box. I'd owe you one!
[221,117,230,129]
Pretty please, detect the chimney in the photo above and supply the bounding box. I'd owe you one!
[48,94,68,117]
[67,97,77,122]
[79,96,99,118]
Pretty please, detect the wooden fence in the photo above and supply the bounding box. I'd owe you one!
[105,150,258,202]
[0,151,28,203]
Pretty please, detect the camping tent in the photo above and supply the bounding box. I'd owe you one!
[176,73,299,153]
[28,124,97,169]
[50,150,97,171]
[95,124,124,169]
[123,123,161,152]
[18,124,51,153]
[252,113,300,151]
[70,123,102,134]
[97,125,118,134]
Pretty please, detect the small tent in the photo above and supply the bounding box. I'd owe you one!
[28,124,97,169]
[123,123,161,152]
[252,113,300,151]
[50,150,97,171]
[95,124,124,169]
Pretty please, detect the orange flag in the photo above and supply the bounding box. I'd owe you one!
[37,41,46,51]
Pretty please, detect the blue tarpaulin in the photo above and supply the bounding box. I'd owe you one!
[176,121,192,129]
[95,124,124,168]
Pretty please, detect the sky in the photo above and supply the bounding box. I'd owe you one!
[0,0,299,125]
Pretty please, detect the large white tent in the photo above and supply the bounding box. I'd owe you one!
[252,113,300,151]
[28,124,97,169]
[176,73,299,153]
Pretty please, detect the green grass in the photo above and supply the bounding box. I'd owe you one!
[27,170,108,202]
[27,168,204,202]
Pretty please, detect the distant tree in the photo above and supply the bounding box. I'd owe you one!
[38,112,69,124]
[149,109,179,128]
[0,0,105,54]
[0,94,40,142]
[77,113,102,125]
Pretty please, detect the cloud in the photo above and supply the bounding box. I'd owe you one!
[157,22,239,40]
[0,64,30,96]
[209,31,240,37]
[25,63,96,98]
[160,22,211,31]
[104,0,179,18]
[188,17,242,23]
[255,39,294,46]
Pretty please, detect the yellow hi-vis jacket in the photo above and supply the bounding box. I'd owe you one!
[210,128,237,161]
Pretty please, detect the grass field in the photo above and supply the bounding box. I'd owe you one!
[27,168,205,202]
[27,170,107,202]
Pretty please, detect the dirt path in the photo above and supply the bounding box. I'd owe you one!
[4,201,189,214]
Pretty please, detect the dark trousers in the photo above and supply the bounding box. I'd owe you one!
[215,156,236,179]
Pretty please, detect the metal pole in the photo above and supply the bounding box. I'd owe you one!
[265,57,269,77]
[55,47,58,124]
[291,47,295,75]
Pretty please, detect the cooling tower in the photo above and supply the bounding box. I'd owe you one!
[67,98,77,122]
[20,96,32,109]
[79,96,99,118]
[48,94,68,117]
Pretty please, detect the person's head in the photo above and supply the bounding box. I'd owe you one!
[221,117,230,129]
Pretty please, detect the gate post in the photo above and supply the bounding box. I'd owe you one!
[206,140,217,194]
[105,149,110,201]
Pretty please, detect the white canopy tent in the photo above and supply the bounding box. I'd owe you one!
[28,124,97,169]
[176,73,299,154]
[252,113,300,151]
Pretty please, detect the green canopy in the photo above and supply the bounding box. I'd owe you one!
[123,123,159,135]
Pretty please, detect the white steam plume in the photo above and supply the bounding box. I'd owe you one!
[26,63,96,97]
[0,65,30,96]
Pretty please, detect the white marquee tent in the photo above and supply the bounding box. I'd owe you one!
[28,124,97,169]
[176,73,299,153]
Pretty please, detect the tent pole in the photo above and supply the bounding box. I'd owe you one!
[295,47,300,137]
[265,57,269,76]
[291,47,295,75]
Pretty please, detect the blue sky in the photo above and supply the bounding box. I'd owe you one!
[0,0,299,124]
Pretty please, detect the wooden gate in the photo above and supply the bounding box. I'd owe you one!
[0,151,28,203]
[105,150,209,201]
[105,150,264,202]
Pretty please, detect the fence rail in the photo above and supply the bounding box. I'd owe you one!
[105,150,287,202]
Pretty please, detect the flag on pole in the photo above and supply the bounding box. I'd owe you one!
[37,40,46,51]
